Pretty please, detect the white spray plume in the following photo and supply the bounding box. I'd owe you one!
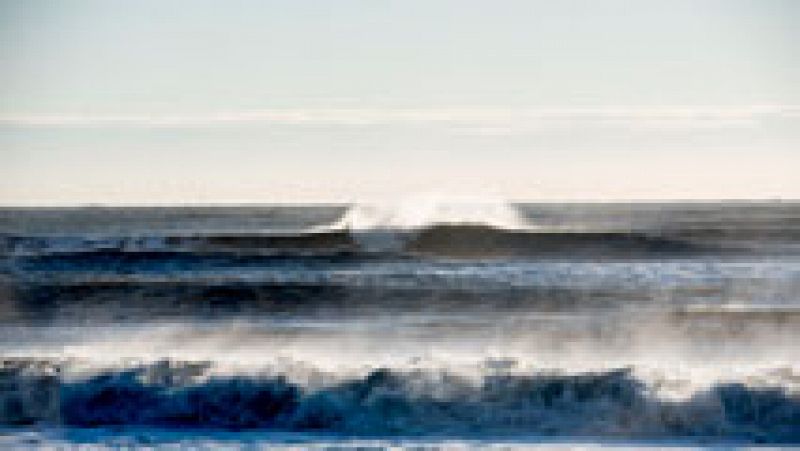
[333,194,528,232]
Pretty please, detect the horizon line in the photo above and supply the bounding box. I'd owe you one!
[0,198,797,208]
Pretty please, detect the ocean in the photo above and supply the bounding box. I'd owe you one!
[1,201,799,448]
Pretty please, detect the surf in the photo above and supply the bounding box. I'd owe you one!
[324,195,532,252]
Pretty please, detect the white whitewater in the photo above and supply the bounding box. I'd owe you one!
[332,195,529,232]
[320,195,531,252]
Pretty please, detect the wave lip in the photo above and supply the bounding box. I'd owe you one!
[326,197,533,252]
[332,196,529,232]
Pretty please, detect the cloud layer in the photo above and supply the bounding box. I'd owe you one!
[2,105,798,130]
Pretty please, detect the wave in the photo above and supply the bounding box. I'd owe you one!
[3,202,799,258]
[7,279,800,325]
[3,200,797,258]
[404,224,706,257]
[329,198,533,252]
[331,197,529,232]
[0,231,358,257]
[1,360,798,442]
[0,227,750,260]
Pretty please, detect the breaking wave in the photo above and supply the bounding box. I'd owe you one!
[1,361,798,442]
[325,196,531,252]
[2,200,795,257]
[333,196,529,232]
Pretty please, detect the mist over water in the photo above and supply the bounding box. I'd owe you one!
[1,201,800,445]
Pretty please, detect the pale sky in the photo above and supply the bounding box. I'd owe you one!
[1,0,798,204]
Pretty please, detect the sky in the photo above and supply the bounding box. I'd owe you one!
[1,0,798,204]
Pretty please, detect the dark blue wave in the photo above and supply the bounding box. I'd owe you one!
[2,363,798,443]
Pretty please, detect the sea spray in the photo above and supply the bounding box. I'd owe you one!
[328,195,529,251]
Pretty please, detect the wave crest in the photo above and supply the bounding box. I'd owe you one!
[333,196,528,232]
[326,196,529,252]
[2,361,799,442]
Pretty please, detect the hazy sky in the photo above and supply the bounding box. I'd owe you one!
[1,0,798,204]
